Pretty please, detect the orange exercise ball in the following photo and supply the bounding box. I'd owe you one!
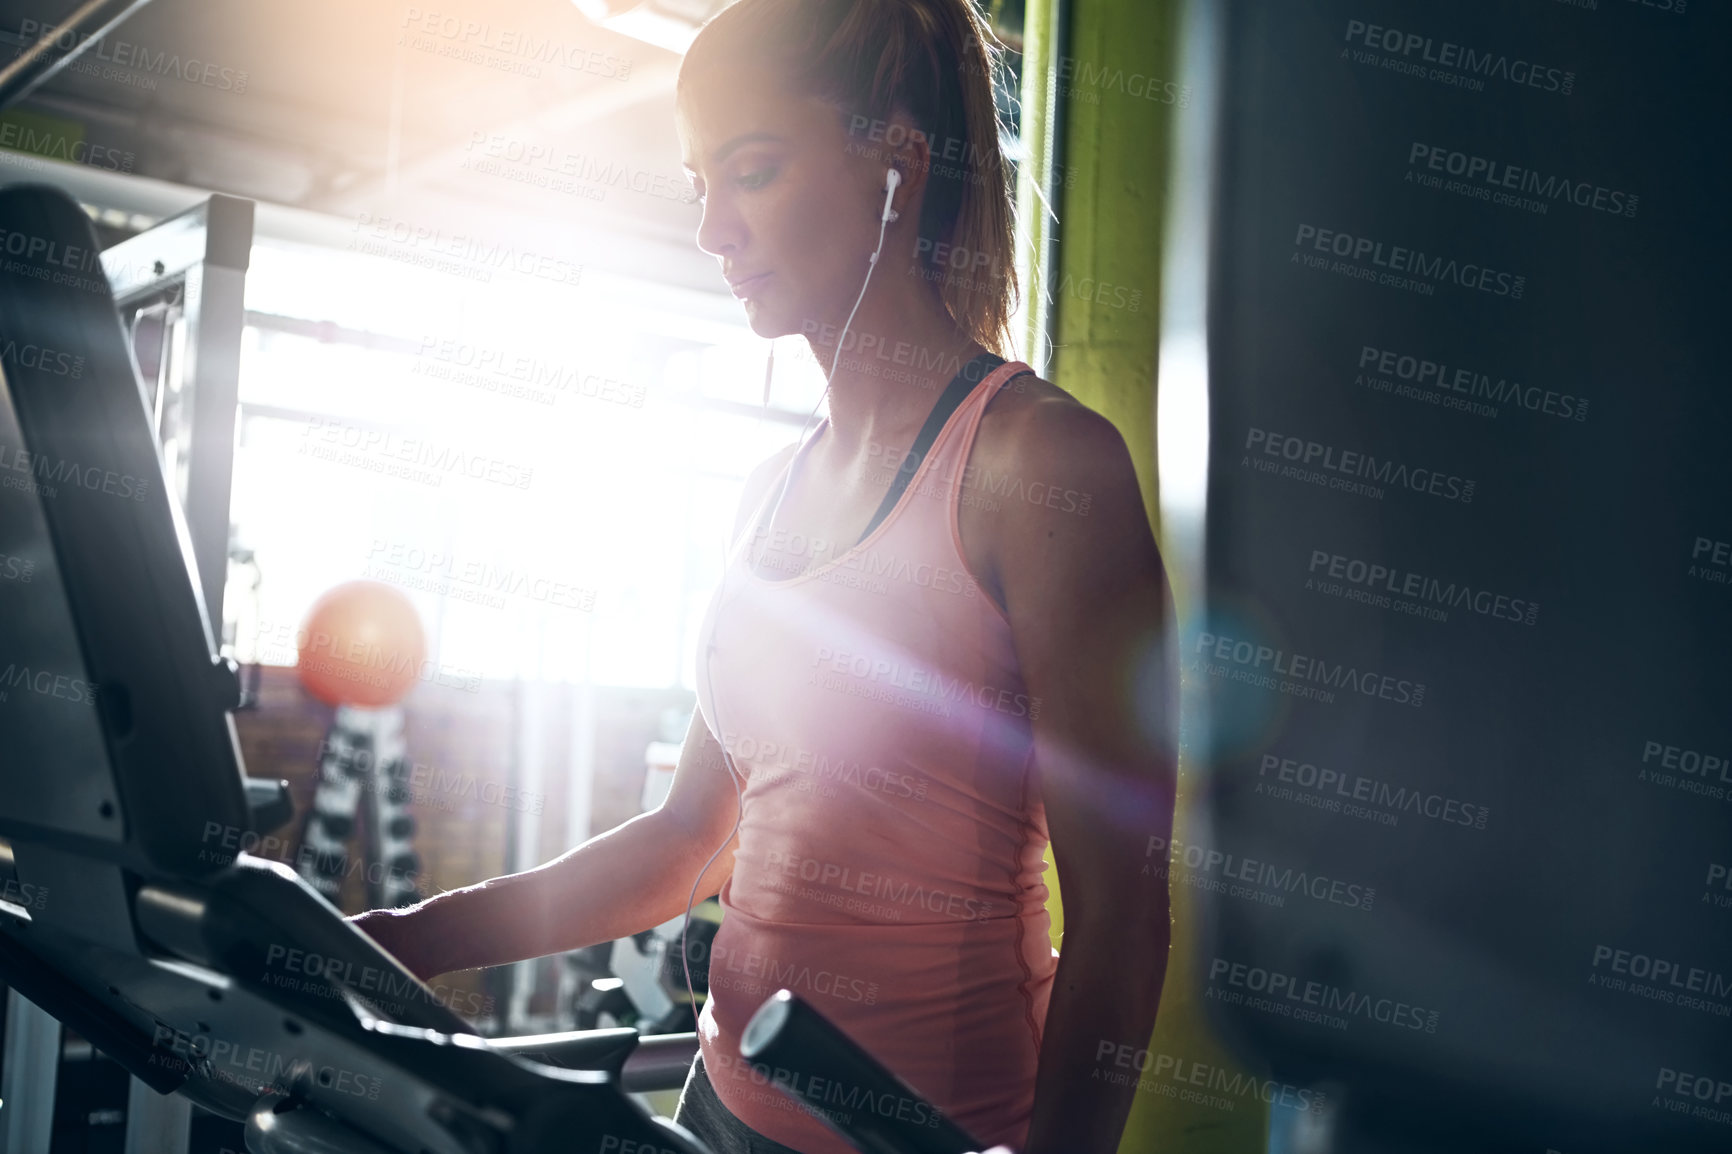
[296,580,427,708]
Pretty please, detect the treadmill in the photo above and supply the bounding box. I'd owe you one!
[0,180,717,1154]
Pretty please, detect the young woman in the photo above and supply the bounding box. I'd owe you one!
[350,3,1177,1152]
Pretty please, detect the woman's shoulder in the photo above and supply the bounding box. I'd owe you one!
[975,370,1134,484]
[960,368,1152,609]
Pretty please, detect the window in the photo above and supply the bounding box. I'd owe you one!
[225,233,823,689]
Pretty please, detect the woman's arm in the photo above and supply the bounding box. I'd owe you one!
[351,445,800,981]
[350,706,742,980]
[988,400,1178,1154]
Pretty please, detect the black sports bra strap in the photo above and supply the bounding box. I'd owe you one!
[855,351,1018,547]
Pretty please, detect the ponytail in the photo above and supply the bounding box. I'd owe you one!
[679,0,1020,359]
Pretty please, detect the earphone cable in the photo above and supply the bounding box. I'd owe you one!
[678,173,897,1025]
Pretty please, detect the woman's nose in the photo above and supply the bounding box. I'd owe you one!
[694,193,745,259]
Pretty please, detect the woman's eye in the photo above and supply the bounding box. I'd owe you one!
[737,167,776,190]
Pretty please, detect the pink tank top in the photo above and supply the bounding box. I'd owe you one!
[691,359,1056,1153]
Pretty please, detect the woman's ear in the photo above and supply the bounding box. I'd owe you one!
[878,105,933,210]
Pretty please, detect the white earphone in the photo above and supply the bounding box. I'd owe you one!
[679,165,905,1014]
[879,166,902,228]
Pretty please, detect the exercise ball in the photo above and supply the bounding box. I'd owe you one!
[296,580,427,707]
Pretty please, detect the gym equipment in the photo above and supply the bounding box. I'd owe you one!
[294,581,427,708]
[743,991,987,1154]
[295,706,422,911]
[290,583,428,915]
[574,900,722,1035]
[1192,2,1732,1152]
[0,181,710,1154]
[1,181,254,1154]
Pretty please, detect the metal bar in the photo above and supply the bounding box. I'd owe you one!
[103,194,252,300]
[176,257,248,636]
[0,989,61,1154]
[618,1031,699,1093]
[122,1076,192,1154]
[507,682,549,1032]
[0,0,158,112]
[242,311,426,358]
[105,196,255,637]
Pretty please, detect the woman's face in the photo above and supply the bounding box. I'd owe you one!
[677,68,891,341]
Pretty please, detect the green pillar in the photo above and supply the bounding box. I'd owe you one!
[0,109,87,163]
[1015,2,1270,1151]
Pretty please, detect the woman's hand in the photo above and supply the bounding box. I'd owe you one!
[346,907,439,982]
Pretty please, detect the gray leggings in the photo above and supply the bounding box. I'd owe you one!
[673,1054,810,1154]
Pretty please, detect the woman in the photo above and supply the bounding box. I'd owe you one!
[350,2,1176,1152]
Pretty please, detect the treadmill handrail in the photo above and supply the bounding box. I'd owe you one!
[135,854,474,1036]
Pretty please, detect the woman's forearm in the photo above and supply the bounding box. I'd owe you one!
[1021,906,1171,1154]
[389,808,729,978]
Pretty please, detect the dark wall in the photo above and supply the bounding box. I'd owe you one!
[1195,2,1730,1151]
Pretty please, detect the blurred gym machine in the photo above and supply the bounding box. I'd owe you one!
[1185,2,1732,1152]
[0,194,254,1154]
[0,179,715,1154]
[2,9,260,1145]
